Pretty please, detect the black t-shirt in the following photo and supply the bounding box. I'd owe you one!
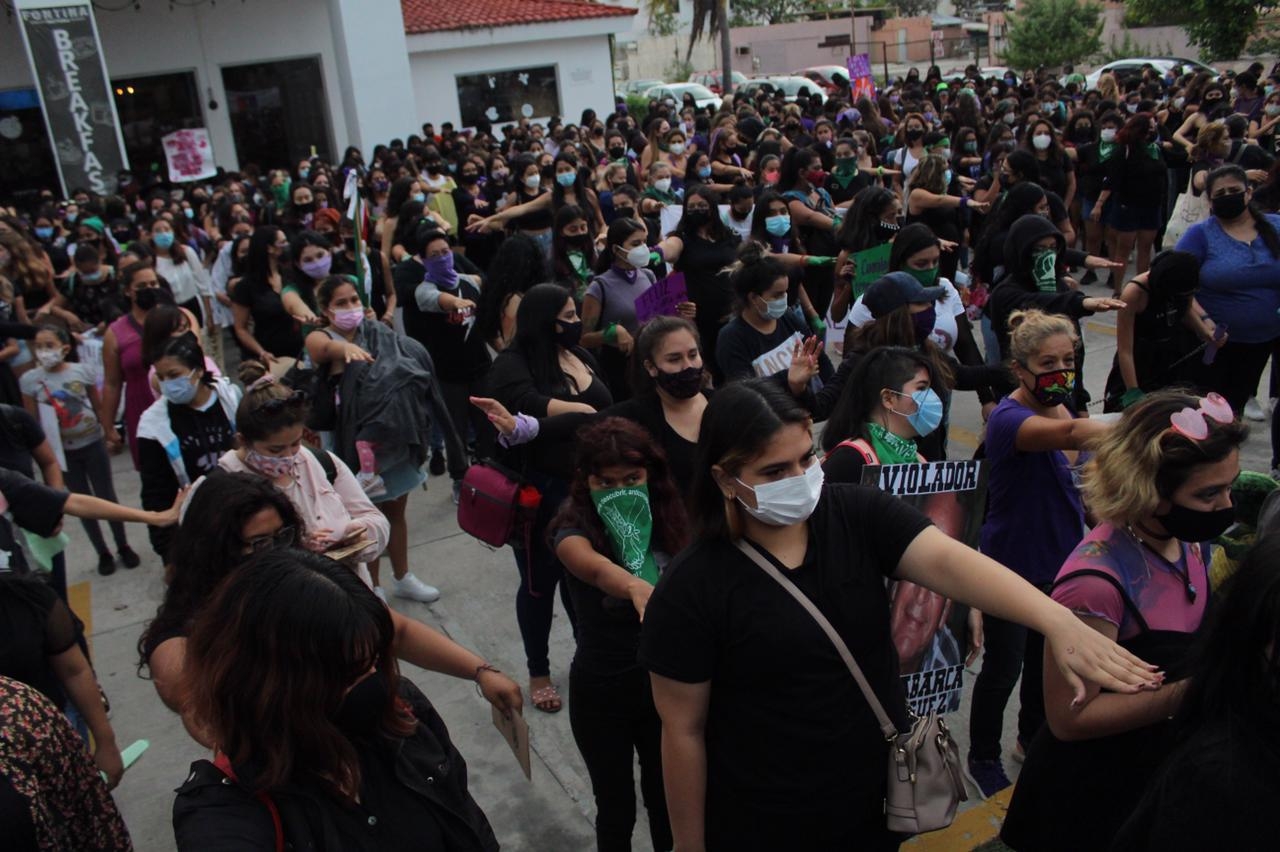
[1036,149,1075,200]
[714,311,834,384]
[0,403,44,478]
[821,441,873,486]
[0,577,79,707]
[639,485,931,845]
[824,170,877,206]
[0,467,69,574]
[231,277,304,358]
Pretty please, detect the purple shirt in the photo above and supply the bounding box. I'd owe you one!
[979,397,1085,585]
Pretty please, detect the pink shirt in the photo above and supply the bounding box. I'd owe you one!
[218,448,390,569]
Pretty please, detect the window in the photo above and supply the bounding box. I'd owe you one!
[456,65,561,129]
[0,88,58,199]
[112,71,202,176]
[222,57,332,170]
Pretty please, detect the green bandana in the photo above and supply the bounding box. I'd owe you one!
[866,422,919,465]
[1032,248,1058,293]
[271,180,291,207]
[568,250,591,283]
[1143,142,1161,160]
[904,265,940,287]
[591,484,659,585]
[1098,141,1117,163]
[832,157,859,188]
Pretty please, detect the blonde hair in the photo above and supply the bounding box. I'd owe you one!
[1097,73,1120,103]
[1082,390,1248,525]
[1007,309,1078,365]
[1191,123,1229,162]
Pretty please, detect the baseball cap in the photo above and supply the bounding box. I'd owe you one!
[863,271,945,319]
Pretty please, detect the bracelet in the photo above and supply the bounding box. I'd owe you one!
[877,166,884,177]
[603,322,619,345]
[474,663,501,682]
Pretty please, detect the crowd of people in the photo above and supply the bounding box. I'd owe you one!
[1,54,1280,851]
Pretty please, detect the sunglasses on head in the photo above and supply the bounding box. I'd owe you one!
[1168,393,1233,440]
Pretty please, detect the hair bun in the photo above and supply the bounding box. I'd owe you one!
[237,359,269,386]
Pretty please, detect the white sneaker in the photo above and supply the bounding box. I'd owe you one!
[373,585,388,605]
[357,471,388,499]
[391,572,440,603]
[1245,397,1266,421]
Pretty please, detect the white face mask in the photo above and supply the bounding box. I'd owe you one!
[735,462,824,526]
[524,174,541,190]
[669,142,686,156]
[623,244,650,268]
[1032,134,1052,150]
[653,177,672,193]
[1099,127,1117,143]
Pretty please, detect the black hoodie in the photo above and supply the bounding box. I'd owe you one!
[988,214,1092,361]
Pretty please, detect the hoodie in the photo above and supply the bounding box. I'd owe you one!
[988,214,1092,361]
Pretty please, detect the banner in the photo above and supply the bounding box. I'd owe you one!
[634,272,688,324]
[15,0,128,196]
[851,242,892,297]
[862,460,988,715]
[162,128,216,183]
[846,53,876,103]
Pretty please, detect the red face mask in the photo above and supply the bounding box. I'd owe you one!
[806,168,828,185]
[763,170,780,184]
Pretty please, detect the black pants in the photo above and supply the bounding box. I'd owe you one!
[1196,338,1279,466]
[63,441,129,556]
[512,473,577,678]
[439,378,494,478]
[968,612,1046,761]
[569,666,672,852]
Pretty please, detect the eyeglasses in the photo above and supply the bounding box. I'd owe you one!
[1168,393,1233,440]
[245,525,297,554]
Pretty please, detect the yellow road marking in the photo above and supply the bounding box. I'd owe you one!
[68,580,93,646]
[949,424,982,452]
[1085,320,1116,337]
[904,787,1014,851]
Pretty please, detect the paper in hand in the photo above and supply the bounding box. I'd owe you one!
[491,704,532,780]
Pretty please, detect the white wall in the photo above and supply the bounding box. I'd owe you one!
[0,0,352,171]
[408,35,619,130]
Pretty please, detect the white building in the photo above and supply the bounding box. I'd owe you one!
[0,0,636,197]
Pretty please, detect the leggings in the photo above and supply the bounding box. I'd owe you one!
[63,441,128,556]
[569,666,672,852]
[1196,338,1279,466]
[440,379,494,477]
[968,611,1047,761]
[512,473,577,678]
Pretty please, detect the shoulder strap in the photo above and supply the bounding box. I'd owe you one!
[1229,141,1247,165]
[212,753,284,852]
[830,438,877,465]
[1052,568,1151,634]
[734,538,898,738]
[306,445,337,484]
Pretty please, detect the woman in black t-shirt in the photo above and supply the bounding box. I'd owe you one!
[550,417,685,852]
[638,380,1163,851]
[230,226,304,365]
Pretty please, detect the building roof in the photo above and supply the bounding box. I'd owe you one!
[401,0,636,35]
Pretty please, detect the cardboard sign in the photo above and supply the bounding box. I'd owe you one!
[634,272,688,324]
[846,53,877,103]
[162,128,217,183]
[851,242,892,297]
[751,330,803,379]
[861,460,989,715]
[492,705,532,780]
[658,204,683,237]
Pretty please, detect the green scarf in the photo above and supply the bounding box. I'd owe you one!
[643,187,678,205]
[866,422,919,465]
[591,484,660,585]
[1098,141,1116,163]
[831,157,860,189]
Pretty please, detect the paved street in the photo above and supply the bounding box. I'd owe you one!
[80,301,1272,851]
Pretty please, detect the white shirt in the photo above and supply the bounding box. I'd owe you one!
[155,245,211,311]
[848,277,965,358]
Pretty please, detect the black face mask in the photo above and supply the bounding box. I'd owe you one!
[556,319,583,349]
[134,287,161,310]
[609,146,626,159]
[877,221,901,242]
[295,201,315,214]
[1211,191,1248,220]
[1155,502,1235,543]
[683,209,710,229]
[336,670,391,737]
[344,236,357,252]
[653,364,704,399]
[458,172,478,184]
[906,128,925,143]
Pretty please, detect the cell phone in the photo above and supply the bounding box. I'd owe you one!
[1203,323,1227,365]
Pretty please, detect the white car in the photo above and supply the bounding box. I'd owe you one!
[744,75,827,105]
[644,83,723,111]
[624,78,664,96]
[1080,57,1216,91]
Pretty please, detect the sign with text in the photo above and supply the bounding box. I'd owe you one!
[846,53,876,103]
[852,242,892,297]
[634,272,688,324]
[862,460,988,715]
[16,0,128,196]
[162,128,216,183]
[751,330,804,379]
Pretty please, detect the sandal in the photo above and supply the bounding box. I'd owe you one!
[530,683,562,714]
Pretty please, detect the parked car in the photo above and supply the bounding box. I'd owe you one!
[941,67,1020,85]
[1081,57,1216,90]
[688,70,748,95]
[623,78,665,96]
[749,75,827,105]
[645,82,723,111]
[794,65,850,94]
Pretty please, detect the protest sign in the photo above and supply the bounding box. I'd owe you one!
[846,53,876,103]
[162,128,217,183]
[852,242,892,297]
[634,272,688,324]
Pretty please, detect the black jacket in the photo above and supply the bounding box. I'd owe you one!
[172,679,499,852]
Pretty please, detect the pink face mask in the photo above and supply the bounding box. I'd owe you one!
[246,447,299,479]
[332,307,363,331]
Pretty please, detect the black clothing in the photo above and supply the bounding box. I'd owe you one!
[0,467,68,575]
[674,231,740,382]
[639,485,931,850]
[824,171,877,206]
[905,201,962,281]
[231,277,304,358]
[1103,281,1200,409]
[1075,143,1109,200]
[1034,149,1075,200]
[714,310,834,384]
[0,578,79,708]
[57,273,126,328]
[0,404,46,479]
[509,189,553,232]
[1102,145,1168,208]
[173,678,499,852]
[394,262,490,384]
[1228,138,1275,172]
[138,399,235,558]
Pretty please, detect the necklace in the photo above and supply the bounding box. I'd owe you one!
[1126,525,1198,602]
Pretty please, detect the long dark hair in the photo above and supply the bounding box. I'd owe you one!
[691,379,813,540]
[629,315,703,396]
[137,471,302,670]
[551,204,594,283]
[552,417,690,559]
[385,176,418,218]
[729,242,788,314]
[506,282,578,395]
[594,217,647,275]
[182,548,415,796]
[673,185,732,243]
[475,234,548,345]
[822,346,935,452]
[1173,534,1280,739]
[836,186,895,253]
[244,226,281,290]
[888,222,941,272]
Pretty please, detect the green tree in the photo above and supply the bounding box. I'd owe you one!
[1000,0,1104,69]
[729,0,809,26]
[888,0,940,17]
[650,0,735,94]
[1127,0,1277,60]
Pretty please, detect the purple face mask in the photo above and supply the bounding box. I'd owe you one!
[911,304,937,346]
[425,251,458,290]
[300,253,332,280]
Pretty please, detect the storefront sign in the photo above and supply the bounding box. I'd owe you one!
[15,0,128,195]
